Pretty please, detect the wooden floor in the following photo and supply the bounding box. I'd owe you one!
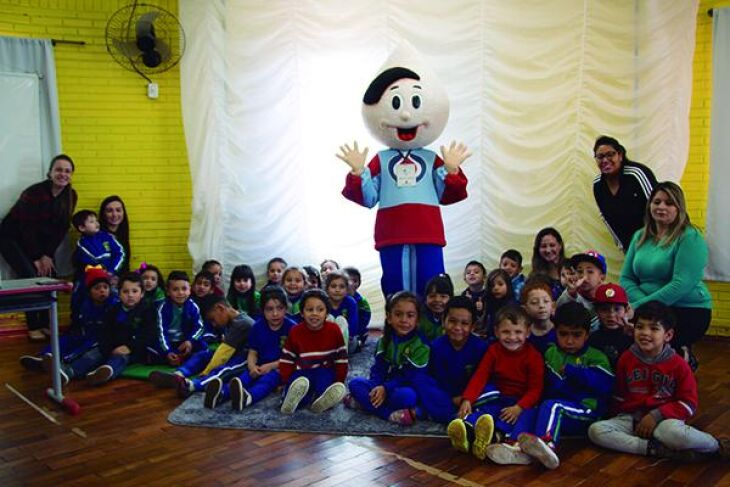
[1,337,728,487]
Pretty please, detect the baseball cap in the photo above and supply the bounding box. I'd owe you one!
[570,250,607,274]
[593,283,628,305]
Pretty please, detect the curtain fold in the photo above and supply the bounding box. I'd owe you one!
[180,0,697,311]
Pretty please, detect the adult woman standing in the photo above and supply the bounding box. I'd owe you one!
[529,227,567,300]
[592,135,658,252]
[0,154,78,340]
[620,181,711,370]
[99,195,130,273]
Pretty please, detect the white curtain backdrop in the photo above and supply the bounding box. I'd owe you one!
[180,0,697,313]
[706,7,730,281]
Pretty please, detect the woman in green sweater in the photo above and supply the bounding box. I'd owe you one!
[620,181,711,370]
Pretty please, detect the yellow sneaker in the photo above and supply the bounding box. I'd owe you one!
[472,414,495,461]
[447,418,470,453]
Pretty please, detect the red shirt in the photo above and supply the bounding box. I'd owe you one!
[279,321,348,385]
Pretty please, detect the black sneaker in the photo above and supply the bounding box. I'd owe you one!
[229,377,251,411]
[86,365,114,386]
[19,355,44,372]
[149,371,185,389]
[649,439,712,463]
[204,378,223,409]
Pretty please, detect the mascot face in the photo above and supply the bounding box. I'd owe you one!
[362,66,449,150]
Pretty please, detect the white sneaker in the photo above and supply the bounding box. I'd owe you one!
[281,377,310,414]
[486,443,532,465]
[310,382,346,413]
[518,433,560,469]
[86,364,114,386]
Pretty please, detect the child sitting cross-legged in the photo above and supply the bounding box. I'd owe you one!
[500,249,526,302]
[325,270,360,353]
[589,301,729,462]
[227,264,261,317]
[588,283,634,369]
[149,294,254,400]
[522,276,557,354]
[516,302,613,469]
[346,291,429,425]
[139,263,166,310]
[192,270,221,344]
[483,269,516,339]
[448,304,544,464]
[279,289,348,414]
[556,250,607,332]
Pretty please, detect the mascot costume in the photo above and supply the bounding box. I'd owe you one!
[338,42,471,298]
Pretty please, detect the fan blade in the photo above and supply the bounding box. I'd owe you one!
[155,38,171,61]
[136,11,160,37]
[112,38,141,58]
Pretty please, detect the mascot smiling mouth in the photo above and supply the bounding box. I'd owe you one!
[396,126,419,141]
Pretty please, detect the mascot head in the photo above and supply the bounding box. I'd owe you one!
[362,42,449,150]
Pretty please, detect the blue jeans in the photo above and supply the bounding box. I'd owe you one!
[65,346,105,379]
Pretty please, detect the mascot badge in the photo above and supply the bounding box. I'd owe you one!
[338,42,471,297]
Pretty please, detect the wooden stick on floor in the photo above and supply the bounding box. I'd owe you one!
[5,383,61,425]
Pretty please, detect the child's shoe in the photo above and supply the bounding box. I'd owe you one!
[27,329,46,342]
[388,408,415,426]
[717,438,730,460]
[310,382,346,413]
[342,393,362,411]
[204,378,223,409]
[41,353,70,385]
[472,414,495,461]
[648,439,713,463]
[229,377,252,411]
[19,354,44,371]
[281,376,309,414]
[177,378,194,398]
[86,365,113,386]
[149,370,185,389]
[486,442,532,465]
[447,418,471,453]
[518,433,559,469]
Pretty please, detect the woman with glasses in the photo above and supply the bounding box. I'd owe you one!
[592,135,657,252]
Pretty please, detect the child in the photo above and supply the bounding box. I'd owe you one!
[192,270,219,343]
[588,301,727,461]
[201,259,224,296]
[448,304,544,464]
[417,296,488,424]
[483,269,515,339]
[517,302,613,469]
[220,286,297,410]
[521,277,556,354]
[346,291,429,425]
[84,273,155,386]
[418,273,453,343]
[150,294,254,401]
[282,266,307,316]
[343,266,372,346]
[556,250,606,332]
[500,249,525,301]
[559,261,576,290]
[325,270,360,353]
[151,271,207,367]
[279,289,348,414]
[227,264,261,317]
[588,283,634,369]
[264,257,287,287]
[139,263,166,309]
[303,265,321,290]
[320,258,339,281]
[461,260,487,329]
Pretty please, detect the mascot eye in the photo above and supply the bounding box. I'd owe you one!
[391,95,402,110]
[412,95,421,109]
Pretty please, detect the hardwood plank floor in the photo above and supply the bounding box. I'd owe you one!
[1,337,728,486]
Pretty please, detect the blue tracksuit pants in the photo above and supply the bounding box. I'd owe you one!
[348,376,418,421]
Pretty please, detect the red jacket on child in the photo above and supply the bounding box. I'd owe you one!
[279,321,348,385]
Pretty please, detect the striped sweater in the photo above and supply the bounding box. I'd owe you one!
[279,321,348,384]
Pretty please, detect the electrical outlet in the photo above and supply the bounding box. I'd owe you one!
[147,82,159,99]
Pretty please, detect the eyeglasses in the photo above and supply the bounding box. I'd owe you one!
[594,151,617,161]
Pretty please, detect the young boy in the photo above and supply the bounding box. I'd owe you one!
[461,260,487,329]
[151,271,207,367]
[192,270,220,343]
[85,273,155,386]
[448,304,544,464]
[588,283,634,369]
[500,250,525,301]
[343,266,372,346]
[150,294,254,400]
[417,296,489,423]
[556,250,606,332]
[589,301,728,461]
[521,277,556,354]
[517,302,613,469]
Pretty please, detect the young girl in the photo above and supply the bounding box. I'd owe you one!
[279,289,348,414]
[484,269,515,338]
[227,264,261,317]
[202,259,225,296]
[418,274,454,343]
[139,264,166,309]
[303,265,321,290]
[282,266,307,316]
[320,259,339,282]
[325,270,359,352]
[529,227,566,300]
[264,257,287,287]
[346,291,429,425]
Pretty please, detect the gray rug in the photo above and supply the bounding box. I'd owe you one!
[168,340,447,437]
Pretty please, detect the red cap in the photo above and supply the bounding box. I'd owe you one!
[593,283,628,305]
[85,267,110,288]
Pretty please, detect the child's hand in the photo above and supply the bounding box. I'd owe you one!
[336,141,368,176]
[566,276,584,297]
[458,400,472,419]
[440,141,472,174]
[452,395,463,408]
[178,341,192,356]
[635,414,657,439]
[499,405,523,424]
[112,345,131,356]
[248,364,262,378]
[167,352,181,366]
[369,385,386,408]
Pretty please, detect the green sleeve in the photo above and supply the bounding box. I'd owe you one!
[619,231,649,304]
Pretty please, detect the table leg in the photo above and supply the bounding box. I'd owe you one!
[46,291,64,403]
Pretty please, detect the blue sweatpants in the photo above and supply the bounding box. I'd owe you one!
[349,377,418,421]
[414,375,458,424]
[64,346,105,379]
[176,348,214,377]
[283,368,336,410]
[533,399,599,444]
[218,369,280,404]
[379,244,444,298]
[190,355,249,394]
[466,395,537,440]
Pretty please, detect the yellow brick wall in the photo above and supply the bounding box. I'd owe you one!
[684,0,730,336]
[0,0,192,283]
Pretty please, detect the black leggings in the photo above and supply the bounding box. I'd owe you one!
[670,306,712,349]
[0,237,50,331]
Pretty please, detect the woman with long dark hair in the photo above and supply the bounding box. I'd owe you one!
[99,195,130,273]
